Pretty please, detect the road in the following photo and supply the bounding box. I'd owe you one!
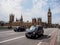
[0,28,60,45]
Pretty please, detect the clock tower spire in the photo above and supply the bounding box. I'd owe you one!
[48,8,52,27]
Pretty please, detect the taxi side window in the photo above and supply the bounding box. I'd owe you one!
[38,27,43,30]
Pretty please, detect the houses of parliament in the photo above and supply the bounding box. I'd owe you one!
[4,8,59,28]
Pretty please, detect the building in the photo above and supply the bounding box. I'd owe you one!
[32,18,36,25]
[48,8,52,28]
[37,18,42,25]
[4,8,60,28]
[20,15,23,22]
[9,14,14,23]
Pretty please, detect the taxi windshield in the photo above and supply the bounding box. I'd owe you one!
[30,26,38,31]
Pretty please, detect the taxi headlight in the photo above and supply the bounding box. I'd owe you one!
[33,32,35,34]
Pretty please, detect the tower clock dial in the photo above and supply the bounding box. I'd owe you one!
[48,14,51,16]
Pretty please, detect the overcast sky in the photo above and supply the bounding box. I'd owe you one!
[0,0,60,24]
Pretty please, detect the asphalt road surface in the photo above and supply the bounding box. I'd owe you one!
[0,28,60,45]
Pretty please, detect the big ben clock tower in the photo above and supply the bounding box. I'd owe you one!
[48,8,52,28]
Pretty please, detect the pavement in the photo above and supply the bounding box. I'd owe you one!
[0,28,60,45]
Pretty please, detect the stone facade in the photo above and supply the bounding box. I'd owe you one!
[48,8,52,27]
[9,14,14,23]
[4,8,60,28]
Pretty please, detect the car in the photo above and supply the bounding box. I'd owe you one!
[14,26,26,32]
[8,26,12,29]
[25,25,44,38]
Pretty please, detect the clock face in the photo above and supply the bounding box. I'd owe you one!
[48,14,51,16]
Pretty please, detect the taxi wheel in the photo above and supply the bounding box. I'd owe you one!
[26,35,29,38]
[14,30,16,32]
[41,34,44,36]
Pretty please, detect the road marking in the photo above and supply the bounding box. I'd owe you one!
[49,30,56,36]
[37,29,56,45]
[0,32,16,36]
[0,33,16,36]
[6,33,16,35]
[50,30,58,45]
[37,42,42,45]
[0,36,25,43]
[0,31,13,34]
[57,29,60,42]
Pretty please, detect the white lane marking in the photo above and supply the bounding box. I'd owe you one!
[5,32,25,35]
[50,30,58,45]
[0,33,16,36]
[37,42,42,45]
[0,36,25,43]
[0,31,13,34]
[37,29,56,45]
[6,33,16,35]
[49,30,57,36]
[57,30,60,42]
